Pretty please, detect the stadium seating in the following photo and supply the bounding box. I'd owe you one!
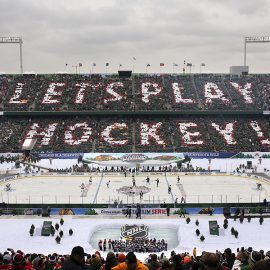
[0,116,270,153]
[0,247,268,270]
[1,74,270,111]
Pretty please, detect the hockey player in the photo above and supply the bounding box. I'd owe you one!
[106,180,110,188]
[89,176,92,184]
[80,183,85,192]
[136,204,142,219]
[155,178,159,187]
[5,183,11,191]
[177,176,180,184]
[132,178,136,187]
[168,185,172,194]
[146,176,150,185]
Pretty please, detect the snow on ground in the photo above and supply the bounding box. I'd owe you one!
[0,174,269,204]
[0,215,269,260]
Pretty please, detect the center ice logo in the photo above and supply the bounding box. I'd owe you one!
[121,224,149,240]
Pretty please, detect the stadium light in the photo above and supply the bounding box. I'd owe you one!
[0,36,23,74]
[244,36,270,66]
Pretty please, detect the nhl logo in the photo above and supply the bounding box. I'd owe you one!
[120,224,149,240]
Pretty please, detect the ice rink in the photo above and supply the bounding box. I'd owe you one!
[1,173,269,204]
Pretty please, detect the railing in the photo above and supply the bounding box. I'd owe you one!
[0,192,266,205]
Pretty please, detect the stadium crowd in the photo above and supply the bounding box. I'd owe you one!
[0,116,270,153]
[1,74,270,112]
[0,246,269,270]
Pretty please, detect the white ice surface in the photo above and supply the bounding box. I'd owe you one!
[1,174,269,204]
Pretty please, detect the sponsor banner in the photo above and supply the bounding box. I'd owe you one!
[0,153,21,157]
[70,172,85,176]
[103,172,124,176]
[10,207,225,216]
[40,172,54,176]
[83,153,185,164]
[24,208,34,215]
[149,172,165,175]
[35,153,84,159]
[0,175,17,183]
[95,208,172,216]
[233,152,270,159]
[184,152,235,159]
[56,172,69,175]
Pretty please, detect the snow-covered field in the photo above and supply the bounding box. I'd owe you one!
[0,215,269,260]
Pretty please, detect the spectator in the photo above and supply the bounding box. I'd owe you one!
[201,252,230,270]
[102,252,118,270]
[61,246,89,270]
[112,252,149,270]
[253,260,270,270]
[146,254,161,270]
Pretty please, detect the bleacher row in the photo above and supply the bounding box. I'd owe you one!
[0,74,270,111]
[0,246,269,270]
[0,116,269,153]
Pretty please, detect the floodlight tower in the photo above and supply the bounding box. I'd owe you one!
[0,36,23,74]
[244,36,270,66]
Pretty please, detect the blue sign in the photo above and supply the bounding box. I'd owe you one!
[35,153,84,159]
[184,152,236,159]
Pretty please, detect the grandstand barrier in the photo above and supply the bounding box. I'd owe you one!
[0,205,269,216]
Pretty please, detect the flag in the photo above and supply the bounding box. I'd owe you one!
[146,64,151,67]
[79,63,82,67]
[106,63,109,66]
[92,63,96,67]
[160,63,165,67]
[201,63,205,67]
[133,57,136,61]
[173,63,178,67]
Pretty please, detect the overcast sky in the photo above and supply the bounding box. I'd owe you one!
[0,0,270,74]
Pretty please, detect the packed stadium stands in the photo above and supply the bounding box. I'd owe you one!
[0,116,270,153]
[0,246,269,270]
[1,74,270,112]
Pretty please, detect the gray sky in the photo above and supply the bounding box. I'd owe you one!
[0,0,270,74]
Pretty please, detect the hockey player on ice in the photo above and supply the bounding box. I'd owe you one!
[5,183,11,191]
[80,183,85,192]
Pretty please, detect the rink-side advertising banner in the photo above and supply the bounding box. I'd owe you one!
[11,152,270,160]
[18,207,225,216]
[183,152,235,159]
[95,208,170,216]
[35,153,84,159]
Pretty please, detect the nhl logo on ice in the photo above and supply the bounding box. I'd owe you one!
[121,224,149,240]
